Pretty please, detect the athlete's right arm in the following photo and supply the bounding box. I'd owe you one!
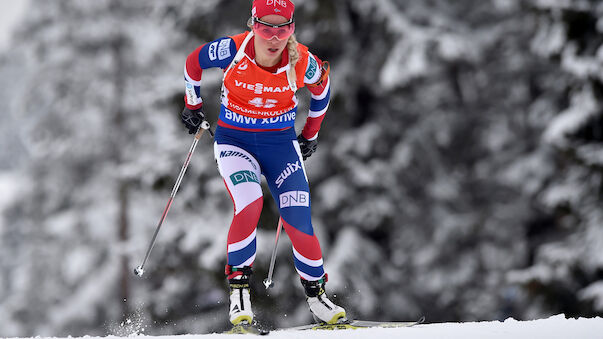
[184,37,237,110]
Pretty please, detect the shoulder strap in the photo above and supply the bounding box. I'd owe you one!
[223,31,254,81]
[224,31,298,94]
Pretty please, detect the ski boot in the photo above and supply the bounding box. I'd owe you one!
[226,265,254,325]
[301,275,347,324]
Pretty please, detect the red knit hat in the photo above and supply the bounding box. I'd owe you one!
[252,0,295,21]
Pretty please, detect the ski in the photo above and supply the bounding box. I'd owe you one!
[282,316,425,331]
[223,322,270,335]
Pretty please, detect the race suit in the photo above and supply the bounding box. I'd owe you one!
[184,31,330,281]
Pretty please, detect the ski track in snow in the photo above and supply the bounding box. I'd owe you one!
[13,314,603,339]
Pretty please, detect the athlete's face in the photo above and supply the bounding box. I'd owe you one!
[253,15,291,67]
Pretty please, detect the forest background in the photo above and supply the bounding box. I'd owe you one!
[0,0,601,337]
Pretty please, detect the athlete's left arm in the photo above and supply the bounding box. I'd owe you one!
[301,52,331,141]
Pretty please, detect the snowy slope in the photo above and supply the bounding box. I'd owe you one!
[21,315,603,339]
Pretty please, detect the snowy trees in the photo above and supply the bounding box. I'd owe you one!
[310,0,540,321]
[0,0,200,336]
[507,0,603,318]
[0,0,601,336]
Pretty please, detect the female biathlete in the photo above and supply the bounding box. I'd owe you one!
[180,0,345,326]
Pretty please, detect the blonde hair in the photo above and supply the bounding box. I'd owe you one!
[247,17,300,84]
[286,33,299,85]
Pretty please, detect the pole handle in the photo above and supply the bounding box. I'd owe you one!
[196,120,213,139]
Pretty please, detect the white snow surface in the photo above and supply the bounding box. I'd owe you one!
[13,314,603,339]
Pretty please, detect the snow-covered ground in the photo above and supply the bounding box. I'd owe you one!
[14,314,603,339]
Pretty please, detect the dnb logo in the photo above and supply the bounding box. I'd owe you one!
[305,56,318,80]
[267,0,287,7]
[230,170,259,186]
[279,191,309,208]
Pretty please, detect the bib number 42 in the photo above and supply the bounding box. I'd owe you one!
[249,97,277,108]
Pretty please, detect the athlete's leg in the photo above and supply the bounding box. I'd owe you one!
[261,134,346,323]
[214,142,263,279]
[261,136,325,281]
[257,130,346,323]
[215,141,264,325]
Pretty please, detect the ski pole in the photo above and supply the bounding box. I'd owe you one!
[263,217,283,289]
[134,120,211,277]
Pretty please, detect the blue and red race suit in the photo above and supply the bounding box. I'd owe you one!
[184,31,331,281]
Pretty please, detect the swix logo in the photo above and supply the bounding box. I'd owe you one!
[279,191,309,208]
[267,0,287,8]
[234,80,289,94]
[275,161,301,188]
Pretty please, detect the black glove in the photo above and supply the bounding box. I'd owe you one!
[180,107,205,134]
[297,135,318,160]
